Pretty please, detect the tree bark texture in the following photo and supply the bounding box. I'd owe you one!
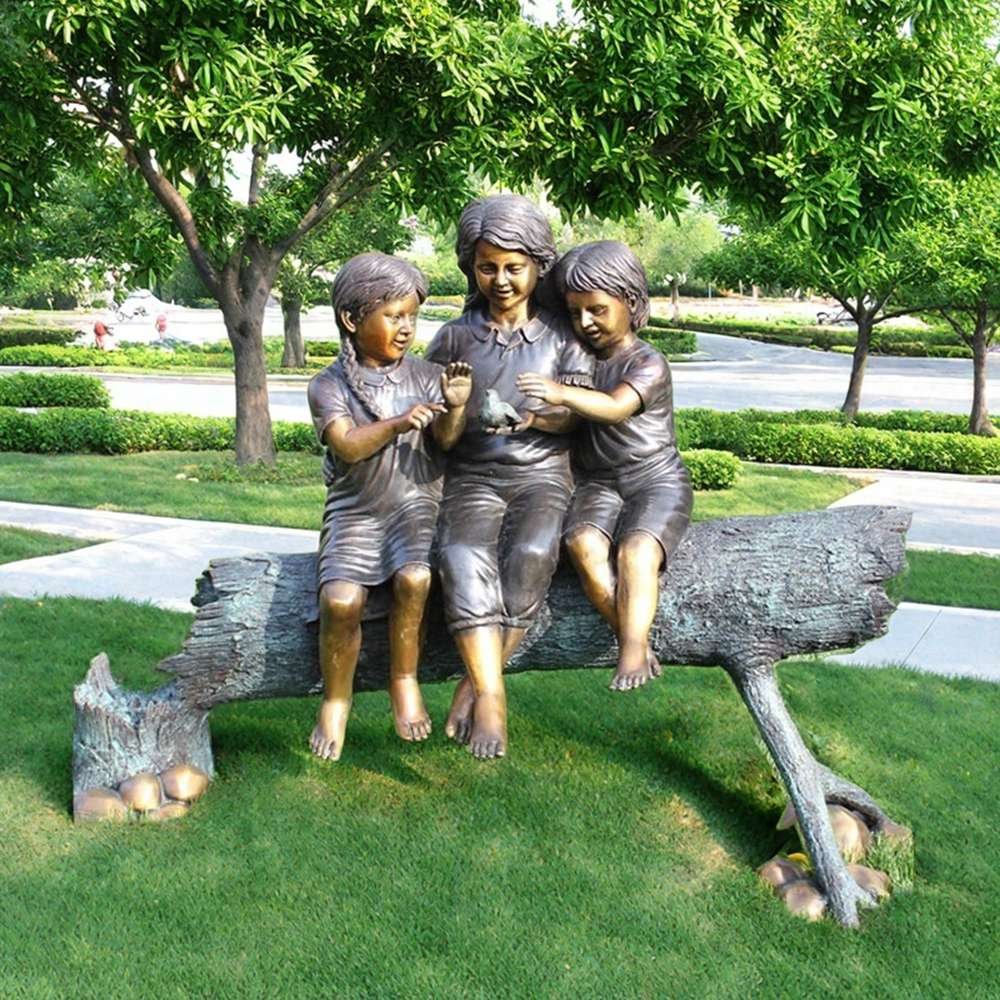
[74,505,911,925]
[841,311,872,421]
[969,312,996,437]
[223,298,277,466]
[281,297,306,368]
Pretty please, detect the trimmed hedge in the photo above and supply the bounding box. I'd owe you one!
[676,409,1000,475]
[0,326,78,348]
[704,407,997,434]
[0,372,110,408]
[0,406,740,489]
[682,448,741,490]
[642,328,697,355]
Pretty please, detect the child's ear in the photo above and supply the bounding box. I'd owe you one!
[339,309,358,334]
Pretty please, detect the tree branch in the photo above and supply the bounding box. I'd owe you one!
[273,141,393,256]
[248,144,268,206]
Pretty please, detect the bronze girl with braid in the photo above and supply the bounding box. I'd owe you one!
[306,252,472,761]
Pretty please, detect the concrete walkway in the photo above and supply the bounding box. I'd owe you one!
[1,496,997,682]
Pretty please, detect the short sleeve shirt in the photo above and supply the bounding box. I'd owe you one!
[306,354,446,514]
[425,307,594,467]
[574,338,680,475]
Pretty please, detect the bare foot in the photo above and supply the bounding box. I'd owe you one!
[610,648,656,692]
[468,691,507,760]
[310,698,351,760]
[389,676,432,742]
[444,675,476,744]
[647,646,662,678]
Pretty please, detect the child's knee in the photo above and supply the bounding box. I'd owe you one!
[393,563,432,601]
[319,581,365,623]
[616,532,663,573]
[566,525,609,566]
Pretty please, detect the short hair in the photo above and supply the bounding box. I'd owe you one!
[330,252,428,420]
[555,240,650,331]
[454,195,557,311]
[331,252,428,337]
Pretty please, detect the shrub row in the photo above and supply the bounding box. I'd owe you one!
[707,407,995,435]
[0,326,78,348]
[0,405,742,489]
[682,448,741,490]
[676,409,1000,475]
[641,327,697,355]
[0,372,110,408]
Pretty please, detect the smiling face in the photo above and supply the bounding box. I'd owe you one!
[565,289,634,358]
[344,293,420,367]
[473,241,539,320]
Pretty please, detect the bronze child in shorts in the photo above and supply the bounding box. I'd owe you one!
[426,195,594,760]
[518,240,693,690]
[306,253,472,760]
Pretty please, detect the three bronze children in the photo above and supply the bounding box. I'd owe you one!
[307,196,692,762]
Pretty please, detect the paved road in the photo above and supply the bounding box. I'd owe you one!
[58,331,997,421]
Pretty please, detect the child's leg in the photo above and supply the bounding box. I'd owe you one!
[453,625,507,759]
[388,563,433,742]
[311,580,367,760]
[565,525,617,629]
[613,532,663,690]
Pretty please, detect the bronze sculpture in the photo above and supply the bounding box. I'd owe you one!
[306,252,471,760]
[518,240,693,690]
[425,195,594,759]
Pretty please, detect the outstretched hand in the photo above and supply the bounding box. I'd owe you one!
[441,362,473,409]
[516,372,565,406]
[399,403,446,432]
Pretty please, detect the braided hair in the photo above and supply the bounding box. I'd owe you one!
[331,252,428,421]
[454,195,558,313]
[554,240,650,331]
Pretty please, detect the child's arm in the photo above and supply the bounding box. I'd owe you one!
[432,362,472,451]
[325,404,445,464]
[516,373,642,425]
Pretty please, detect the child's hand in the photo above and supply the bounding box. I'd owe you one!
[441,362,472,409]
[516,372,565,406]
[398,403,446,432]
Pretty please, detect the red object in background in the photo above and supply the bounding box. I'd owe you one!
[155,313,167,335]
[94,321,110,349]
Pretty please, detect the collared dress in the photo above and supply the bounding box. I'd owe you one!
[568,337,692,562]
[425,306,594,632]
[307,354,446,592]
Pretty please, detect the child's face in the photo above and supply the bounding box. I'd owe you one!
[565,289,633,356]
[473,241,539,315]
[348,293,420,366]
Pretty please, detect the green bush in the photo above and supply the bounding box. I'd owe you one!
[0,407,322,455]
[0,372,110,408]
[927,345,974,359]
[0,344,112,367]
[642,328,697,355]
[0,326,78,348]
[695,407,992,435]
[681,448,741,490]
[676,409,1000,475]
[304,340,341,357]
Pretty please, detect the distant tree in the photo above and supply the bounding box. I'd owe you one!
[697,224,924,418]
[8,0,530,464]
[273,184,409,367]
[900,175,1000,436]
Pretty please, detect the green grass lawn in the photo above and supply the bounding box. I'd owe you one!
[0,595,997,997]
[0,452,862,531]
[901,550,1000,610]
[0,525,94,565]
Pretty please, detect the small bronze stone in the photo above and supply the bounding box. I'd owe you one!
[878,819,913,844]
[779,880,828,921]
[74,787,128,823]
[758,856,808,891]
[827,804,871,862]
[160,764,209,802]
[146,801,190,822]
[118,772,162,812]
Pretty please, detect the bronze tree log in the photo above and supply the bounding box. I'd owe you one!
[73,504,911,927]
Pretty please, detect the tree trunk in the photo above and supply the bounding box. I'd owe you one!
[841,309,872,421]
[219,265,278,466]
[969,309,996,436]
[281,297,306,368]
[671,277,681,320]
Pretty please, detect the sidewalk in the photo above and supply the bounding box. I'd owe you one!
[1,497,997,681]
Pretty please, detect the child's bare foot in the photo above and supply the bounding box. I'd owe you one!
[310,698,351,760]
[647,646,662,678]
[610,645,657,691]
[389,676,432,742]
[468,691,507,760]
[444,675,476,744]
